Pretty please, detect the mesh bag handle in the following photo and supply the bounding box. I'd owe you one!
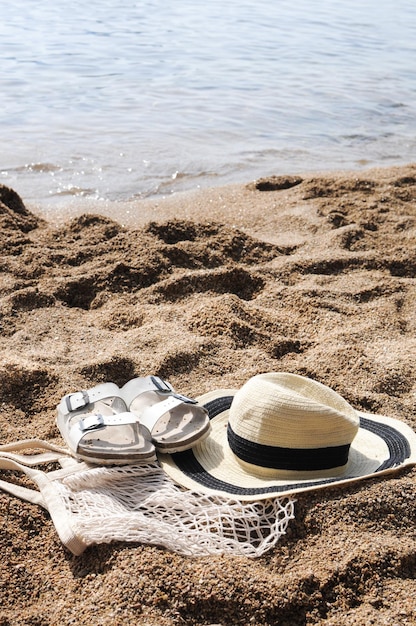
[0,439,73,507]
[0,440,89,554]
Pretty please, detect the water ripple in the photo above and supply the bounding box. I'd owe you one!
[1,0,416,206]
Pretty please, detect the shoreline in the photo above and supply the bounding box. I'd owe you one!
[1,162,416,625]
[29,162,416,232]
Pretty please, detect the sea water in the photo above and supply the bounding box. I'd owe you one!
[1,0,416,209]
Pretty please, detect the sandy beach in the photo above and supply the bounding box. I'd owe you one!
[1,163,416,625]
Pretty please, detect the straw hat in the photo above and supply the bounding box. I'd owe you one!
[159,373,416,500]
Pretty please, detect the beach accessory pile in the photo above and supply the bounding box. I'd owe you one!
[1,371,415,558]
[0,440,295,557]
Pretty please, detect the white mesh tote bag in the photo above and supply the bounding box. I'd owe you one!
[0,439,295,558]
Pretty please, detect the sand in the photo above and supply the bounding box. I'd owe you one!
[0,163,415,625]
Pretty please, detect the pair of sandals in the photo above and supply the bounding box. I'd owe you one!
[56,375,210,465]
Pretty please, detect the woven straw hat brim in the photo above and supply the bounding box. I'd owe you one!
[158,389,416,501]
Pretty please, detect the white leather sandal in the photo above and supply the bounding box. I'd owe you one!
[121,376,211,454]
[56,382,156,465]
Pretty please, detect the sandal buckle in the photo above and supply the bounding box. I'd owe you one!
[151,376,173,393]
[66,390,90,412]
[79,414,105,432]
[172,392,198,405]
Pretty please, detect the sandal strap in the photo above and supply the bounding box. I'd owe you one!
[138,395,201,433]
[68,411,139,453]
[58,382,121,415]
[121,375,174,407]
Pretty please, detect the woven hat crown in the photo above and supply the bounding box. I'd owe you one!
[227,373,359,476]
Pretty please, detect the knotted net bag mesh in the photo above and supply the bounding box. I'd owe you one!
[60,462,295,557]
